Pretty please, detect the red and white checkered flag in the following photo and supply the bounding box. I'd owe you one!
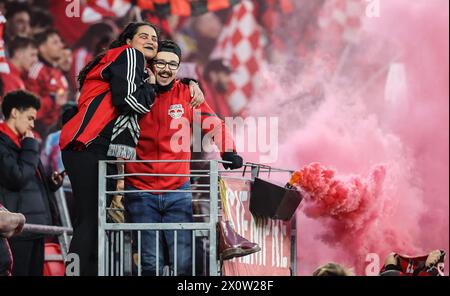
[211,0,266,115]
[317,0,364,44]
[0,13,10,74]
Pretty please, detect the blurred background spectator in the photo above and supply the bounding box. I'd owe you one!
[1,36,37,95]
[380,250,446,276]
[3,2,32,47]
[312,262,354,276]
[25,28,68,137]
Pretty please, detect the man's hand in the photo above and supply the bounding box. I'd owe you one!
[50,171,65,188]
[189,81,205,108]
[24,130,35,139]
[55,89,68,107]
[146,68,156,84]
[0,211,26,239]
[222,152,243,170]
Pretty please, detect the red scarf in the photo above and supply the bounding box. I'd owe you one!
[0,122,21,148]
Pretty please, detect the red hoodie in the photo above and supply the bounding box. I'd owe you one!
[126,80,236,191]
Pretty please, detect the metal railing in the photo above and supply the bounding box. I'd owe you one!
[98,160,296,276]
[21,223,73,263]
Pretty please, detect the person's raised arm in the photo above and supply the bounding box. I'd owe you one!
[105,48,156,114]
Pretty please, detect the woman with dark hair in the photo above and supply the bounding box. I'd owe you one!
[59,22,204,276]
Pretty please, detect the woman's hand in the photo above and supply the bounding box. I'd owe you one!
[189,81,205,108]
[145,68,156,84]
[148,70,156,84]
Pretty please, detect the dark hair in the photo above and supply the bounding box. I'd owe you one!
[34,28,59,47]
[203,59,231,82]
[74,23,114,50]
[1,90,41,119]
[77,22,160,90]
[8,36,36,57]
[30,8,54,29]
[5,2,31,20]
[158,40,182,60]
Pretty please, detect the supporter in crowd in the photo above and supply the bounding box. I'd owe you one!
[202,58,232,118]
[312,262,355,276]
[25,29,68,137]
[59,22,205,276]
[379,250,445,276]
[29,8,53,36]
[58,46,73,76]
[1,37,38,95]
[3,2,31,46]
[0,90,63,276]
[124,40,243,276]
[57,45,75,98]
[189,12,224,66]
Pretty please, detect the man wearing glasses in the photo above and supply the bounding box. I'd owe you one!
[124,40,243,276]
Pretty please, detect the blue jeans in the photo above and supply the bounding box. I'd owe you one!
[124,181,193,276]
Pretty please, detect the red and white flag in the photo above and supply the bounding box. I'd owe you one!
[317,0,364,45]
[82,0,132,23]
[0,13,10,74]
[211,0,266,115]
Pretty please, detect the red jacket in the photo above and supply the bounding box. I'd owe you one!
[60,45,154,150]
[0,62,25,95]
[126,80,236,191]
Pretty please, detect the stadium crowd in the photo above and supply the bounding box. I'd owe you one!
[0,0,446,277]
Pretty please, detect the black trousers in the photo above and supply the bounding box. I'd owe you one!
[9,238,44,276]
[62,148,112,276]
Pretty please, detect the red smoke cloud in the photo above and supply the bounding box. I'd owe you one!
[246,0,448,275]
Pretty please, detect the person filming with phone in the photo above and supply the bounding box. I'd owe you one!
[0,90,64,276]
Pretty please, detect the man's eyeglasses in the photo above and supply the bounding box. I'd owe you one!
[153,60,180,70]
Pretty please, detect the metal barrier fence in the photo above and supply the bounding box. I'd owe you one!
[21,224,73,263]
[98,160,296,276]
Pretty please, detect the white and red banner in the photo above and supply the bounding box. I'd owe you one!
[0,13,9,74]
[211,1,266,115]
[219,177,291,276]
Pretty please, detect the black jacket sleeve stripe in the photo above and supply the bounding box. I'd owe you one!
[125,48,146,113]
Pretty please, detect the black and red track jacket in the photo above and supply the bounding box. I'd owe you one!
[126,79,236,191]
[59,45,155,151]
[380,251,446,276]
